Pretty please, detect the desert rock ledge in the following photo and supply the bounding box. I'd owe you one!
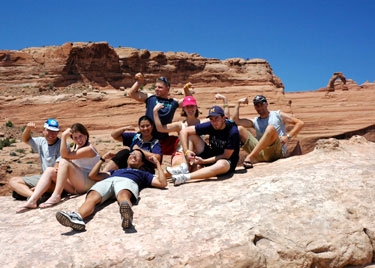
[1,137,375,267]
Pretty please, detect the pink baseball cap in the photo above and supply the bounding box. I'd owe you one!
[182,96,197,107]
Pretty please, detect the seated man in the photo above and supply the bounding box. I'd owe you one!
[55,149,167,231]
[169,105,240,186]
[232,95,304,168]
[9,119,61,200]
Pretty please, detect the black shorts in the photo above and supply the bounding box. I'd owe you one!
[197,144,234,170]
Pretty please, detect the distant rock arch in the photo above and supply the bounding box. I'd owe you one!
[327,72,347,91]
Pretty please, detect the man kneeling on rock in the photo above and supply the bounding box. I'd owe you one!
[55,149,167,231]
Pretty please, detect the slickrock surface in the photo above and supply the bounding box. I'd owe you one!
[1,137,375,267]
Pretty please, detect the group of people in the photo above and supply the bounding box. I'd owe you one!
[10,73,304,231]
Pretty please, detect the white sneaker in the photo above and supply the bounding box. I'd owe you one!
[172,173,190,186]
[56,211,85,231]
[166,163,189,175]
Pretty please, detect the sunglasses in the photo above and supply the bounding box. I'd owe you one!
[253,95,267,104]
[157,77,170,87]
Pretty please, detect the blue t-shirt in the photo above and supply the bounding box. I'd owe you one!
[121,132,162,157]
[110,168,154,192]
[145,95,179,139]
[195,120,240,168]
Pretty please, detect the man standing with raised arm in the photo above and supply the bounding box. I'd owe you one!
[127,73,192,155]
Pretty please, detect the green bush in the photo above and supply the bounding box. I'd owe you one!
[5,121,13,127]
[0,137,16,150]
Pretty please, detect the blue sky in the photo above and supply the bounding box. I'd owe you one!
[1,0,374,92]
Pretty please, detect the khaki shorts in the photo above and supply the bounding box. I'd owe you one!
[242,132,283,162]
[89,177,139,205]
[23,174,41,188]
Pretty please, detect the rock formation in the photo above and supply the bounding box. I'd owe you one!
[0,42,284,94]
[327,72,347,91]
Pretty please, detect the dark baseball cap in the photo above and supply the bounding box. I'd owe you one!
[253,95,267,105]
[206,105,225,118]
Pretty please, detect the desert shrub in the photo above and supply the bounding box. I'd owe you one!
[5,121,13,127]
[16,148,25,154]
[0,138,16,150]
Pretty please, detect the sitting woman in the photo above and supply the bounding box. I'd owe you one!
[17,123,100,212]
[153,93,203,176]
[103,115,162,174]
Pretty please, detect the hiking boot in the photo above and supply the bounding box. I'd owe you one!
[119,201,133,229]
[56,211,85,231]
[172,173,190,186]
[166,163,189,175]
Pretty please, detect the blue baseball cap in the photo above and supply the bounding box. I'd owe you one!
[44,118,59,131]
[206,105,225,118]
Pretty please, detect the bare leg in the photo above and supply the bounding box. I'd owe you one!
[9,177,33,199]
[117,189,133,205]
[245,125,278,163]
[117,189,134,228]
[78,191,102,219]
[40,159,87,208]
[16,167,57,212]
[190,159,231,180]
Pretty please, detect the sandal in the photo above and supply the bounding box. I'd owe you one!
[39,200,60,209]
[243,161,253,169]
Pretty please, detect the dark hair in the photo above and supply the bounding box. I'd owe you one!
[70,123,89,147]
[132,148,155,174]
[156,77,170,88]
[138,115,154,127]
[132,148,146,163]
[138,115,155,134]
[180,108,200,118]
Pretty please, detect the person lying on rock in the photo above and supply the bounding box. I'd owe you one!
[103,115,162,174]
[232,95,304,169]
[55,149,167,231]
[10,118,61,201]
[169,105,241,186]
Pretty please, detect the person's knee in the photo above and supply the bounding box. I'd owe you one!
[265,124,277,132]
[214,160,231,174]
[86,190,102,205]
[9,177,25,189]
[58,158,70,168]
[117,189,133,201]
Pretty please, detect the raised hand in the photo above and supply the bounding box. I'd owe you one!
[135,73,145,84]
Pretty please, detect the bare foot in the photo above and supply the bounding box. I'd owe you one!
[16,203,37,213]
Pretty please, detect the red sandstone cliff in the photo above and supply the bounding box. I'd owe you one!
[0,42,283,93]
